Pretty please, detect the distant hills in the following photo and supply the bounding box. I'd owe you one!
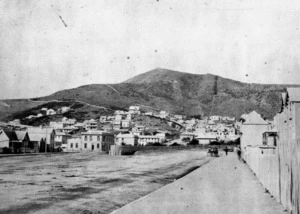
[0,68,298,122]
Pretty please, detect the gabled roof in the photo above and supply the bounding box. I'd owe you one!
[27,127,54,134]
[287,88,300,102]
[28,133,46,142]
[243,111,268,125]
[3,130,19,141]
[15,131,27,141]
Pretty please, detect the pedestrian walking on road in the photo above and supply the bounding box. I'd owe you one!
[237,146,242,161]
[224,146,229,156]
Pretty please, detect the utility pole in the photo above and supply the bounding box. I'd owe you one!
[45,127,47,154]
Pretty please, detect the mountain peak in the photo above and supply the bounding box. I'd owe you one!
[124,68,192,84]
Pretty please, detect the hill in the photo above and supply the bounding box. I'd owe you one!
[0,68,298,122]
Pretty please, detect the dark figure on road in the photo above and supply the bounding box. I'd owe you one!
[224,146,229,156]
[237,147,242,161]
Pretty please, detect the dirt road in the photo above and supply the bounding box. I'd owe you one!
[0,149,212,214]
[113,153,285,214]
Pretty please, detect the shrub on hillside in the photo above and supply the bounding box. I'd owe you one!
[209,141,220,145]
[182,137,190,142]
[146,142,165,146]
[188,139,199,146]
[170,142,181,146]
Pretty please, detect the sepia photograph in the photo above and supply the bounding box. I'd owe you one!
[0,0,300,213]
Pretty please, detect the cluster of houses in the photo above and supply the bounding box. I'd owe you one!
[0,106,177,153]
[178,116,238,145]
[0,103,242,154]
[0,126,115,154]
[26,106,71,120]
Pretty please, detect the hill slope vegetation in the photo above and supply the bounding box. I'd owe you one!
[0,68,298,121]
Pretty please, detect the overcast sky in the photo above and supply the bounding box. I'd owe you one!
[1,0,300,99]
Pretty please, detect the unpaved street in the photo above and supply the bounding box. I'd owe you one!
[0,149,212,214]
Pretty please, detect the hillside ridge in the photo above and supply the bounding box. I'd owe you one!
[1,68,299,122]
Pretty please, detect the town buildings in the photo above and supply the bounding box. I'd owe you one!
[274,88,300,140]
[115,133,138,146]
[80,130,114,152]
[54,132,71,149]
[27,127,56,152]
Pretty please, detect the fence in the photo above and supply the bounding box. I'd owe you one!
[244,139,300,213]
[109,145,207,156]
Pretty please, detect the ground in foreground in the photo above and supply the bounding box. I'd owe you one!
[0,149,211,214]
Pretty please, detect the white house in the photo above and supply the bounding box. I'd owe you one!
[138,135,160,145]
[61,106,71,113]
[121,120,131,128]
[46,109,56,115]
[195,133,217,144]
[81,130,114,152]
[115,133,138,146]
[159,111,169,119]
[129,106,140,114]
[64,138,81,152]
[84,119,98,130]
[240,111,270,153]
[115,114,122,121]
[145,112,153,116]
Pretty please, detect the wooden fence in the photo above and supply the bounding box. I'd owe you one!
[245,139,300,213]
[277,139,300,213]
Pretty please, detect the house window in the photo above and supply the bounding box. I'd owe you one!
[84,136,87,141]
[103,136,106,141]
[97,136,100,141]
[97,144,100,148]
[70,143,73,148]
[84,143,87,148]
[75,143,78,148]
[90,136,92,141]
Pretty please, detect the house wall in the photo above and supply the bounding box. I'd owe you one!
[198,139,212,145]
[66,138,81,151]
[295,103,300,139]
[116,136,137,146]
[240,124,269,152]
[81,135,102,151]
[102,134,114,152]
[80,134,114,152]
[243,101,300,213]
[138,136,160,145]
[0,133,9,149]
[244,147,279,202]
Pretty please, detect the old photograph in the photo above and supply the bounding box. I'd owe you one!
[0,0,300,213]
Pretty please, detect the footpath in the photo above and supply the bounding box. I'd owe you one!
[112,152,285,214]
